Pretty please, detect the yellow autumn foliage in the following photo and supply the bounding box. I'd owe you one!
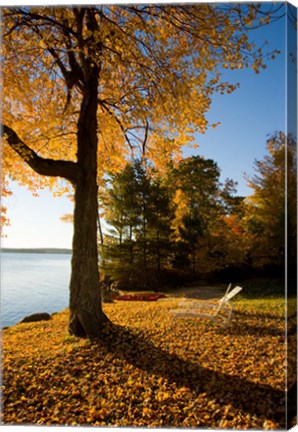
[1,5,278,196]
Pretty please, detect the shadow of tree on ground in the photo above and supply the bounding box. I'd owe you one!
[233,310,284,321]
[94,322,286,427]
[217,321,285,337]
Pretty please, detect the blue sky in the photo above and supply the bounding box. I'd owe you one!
[185,9,287,194]
[2,3,295,249]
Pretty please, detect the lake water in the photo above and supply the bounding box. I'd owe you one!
[1,252,71,328]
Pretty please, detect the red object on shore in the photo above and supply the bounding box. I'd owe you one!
[113,293,166,301]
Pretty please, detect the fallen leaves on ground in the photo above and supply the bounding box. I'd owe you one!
[1,297,290,428]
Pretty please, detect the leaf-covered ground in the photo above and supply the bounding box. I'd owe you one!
[1,295,293,429]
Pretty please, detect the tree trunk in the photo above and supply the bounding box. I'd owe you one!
[68,71,109,338]
[156,230,161,273]
[98,211,104,247]
[129,224,134,264]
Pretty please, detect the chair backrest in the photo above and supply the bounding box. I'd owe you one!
[223,283,232,299]
[215,285,242,314]
[220,286,242,304]
[214,283,231,313]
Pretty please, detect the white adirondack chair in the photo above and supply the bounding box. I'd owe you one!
[169,284,242,324]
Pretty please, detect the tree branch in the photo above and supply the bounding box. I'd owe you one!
[142,119,149,157]
[2,125,79,184]
[98,99,135,150]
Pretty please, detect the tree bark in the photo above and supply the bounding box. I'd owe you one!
[98,212,104,247]
[68,70,109,338]
[2,126,79,184]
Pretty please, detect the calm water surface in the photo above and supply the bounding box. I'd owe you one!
[1,252,71,328]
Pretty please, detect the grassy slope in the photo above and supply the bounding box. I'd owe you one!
[1,295,292,429]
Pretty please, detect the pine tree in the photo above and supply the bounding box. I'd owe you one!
[101,159,172,290]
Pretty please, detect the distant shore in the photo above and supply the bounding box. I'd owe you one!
[2,248,72,255]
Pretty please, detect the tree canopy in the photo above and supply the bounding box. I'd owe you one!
[2,5,279,182]
[244,132,297,273]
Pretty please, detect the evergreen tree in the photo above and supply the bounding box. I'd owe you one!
[169,156,221,272]
[101,159,172,290]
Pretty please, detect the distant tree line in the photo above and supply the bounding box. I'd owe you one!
[98,132,296,291]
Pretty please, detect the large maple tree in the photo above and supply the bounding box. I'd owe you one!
[1,5,279,337]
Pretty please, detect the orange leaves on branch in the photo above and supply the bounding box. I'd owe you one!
[2,4,279,189]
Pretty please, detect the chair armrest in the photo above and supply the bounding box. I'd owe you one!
[178,301,218,309]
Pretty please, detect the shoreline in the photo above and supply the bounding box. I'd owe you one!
[2,248,72,254]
